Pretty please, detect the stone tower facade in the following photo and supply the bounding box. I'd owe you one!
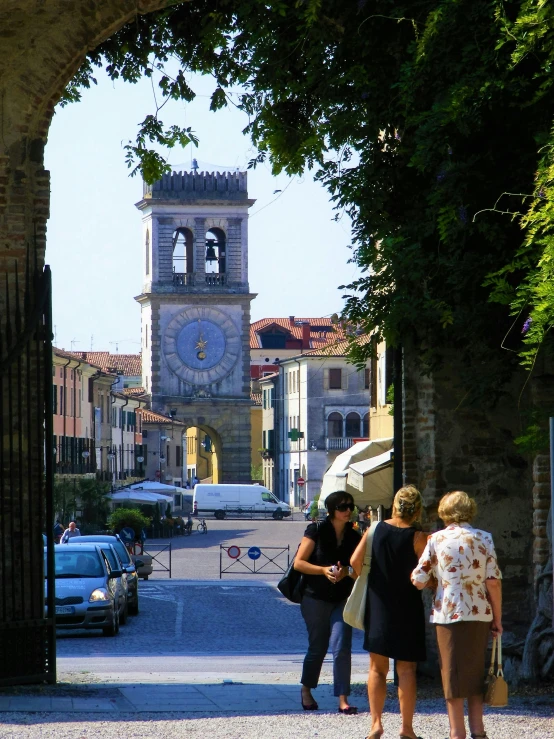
[135,170,255,482]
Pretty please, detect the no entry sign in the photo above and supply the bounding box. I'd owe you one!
[297,477,305,487]
[227,545,241,559]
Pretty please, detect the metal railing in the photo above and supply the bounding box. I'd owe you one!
[220,545,290,578]
[325,437,356,450]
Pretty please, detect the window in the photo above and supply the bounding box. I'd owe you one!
[345,412,361,437]
[205,227,226,275]
[172,227,194,275]
[259,329,288,349]
[327,412,343,438]
[363,413,370,438]
[53,386,58,415]
[268,429,275,450]
[329,368,342,389]
[176,446,181,467]
[364,367,370,390]
[166,445,170,466]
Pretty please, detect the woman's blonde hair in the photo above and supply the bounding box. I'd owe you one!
[392,484,422,521]
[438,491,477,524]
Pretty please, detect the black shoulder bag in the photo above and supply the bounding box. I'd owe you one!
[277,523,319,603]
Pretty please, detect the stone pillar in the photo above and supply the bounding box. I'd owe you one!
[226,218,243,286]
[194,217,206,285]
[532,454,551,581]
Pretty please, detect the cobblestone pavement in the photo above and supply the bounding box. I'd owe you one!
[2,521,551,738]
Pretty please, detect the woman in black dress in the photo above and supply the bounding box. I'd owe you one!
[351,485,428,739]
[294,490,361,713]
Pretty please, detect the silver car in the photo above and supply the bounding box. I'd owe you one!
[45,544,121,636]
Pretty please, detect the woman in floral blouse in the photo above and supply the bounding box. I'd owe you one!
[411,491,502,739]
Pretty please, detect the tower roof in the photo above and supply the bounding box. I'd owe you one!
[142,170,249,202]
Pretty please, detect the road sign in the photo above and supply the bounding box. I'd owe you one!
[119,526,135,543]
[247,546,262,560]
[297,477,305,487]
[227,545,241,559]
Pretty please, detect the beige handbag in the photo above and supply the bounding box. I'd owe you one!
[484,635,508,707]
[343,522,378,631]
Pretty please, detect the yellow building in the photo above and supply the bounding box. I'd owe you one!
[368,338,394,440]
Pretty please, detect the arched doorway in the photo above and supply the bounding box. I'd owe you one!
[185,425,222,485]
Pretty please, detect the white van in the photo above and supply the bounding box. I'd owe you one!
[193,484,291,520]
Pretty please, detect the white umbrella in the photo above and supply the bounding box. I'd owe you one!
[128,481,176,493]
[109,490,174,505]
[319,437,394,505]
[347,449,394,508]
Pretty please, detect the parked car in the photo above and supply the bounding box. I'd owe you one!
[193,484,292,520]
[44,543,121,636]
[69,534,142,615]
[70,540,129,624]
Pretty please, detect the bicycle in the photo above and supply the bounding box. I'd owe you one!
[197,518,208,534]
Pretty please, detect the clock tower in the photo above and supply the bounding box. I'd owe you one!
[135,170,255,482]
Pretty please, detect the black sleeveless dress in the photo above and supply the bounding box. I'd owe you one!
[363,522,426,662]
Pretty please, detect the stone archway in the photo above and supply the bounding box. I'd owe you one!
[0,0,188,686]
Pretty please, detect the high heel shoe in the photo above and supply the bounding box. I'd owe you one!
[300,689,318,710]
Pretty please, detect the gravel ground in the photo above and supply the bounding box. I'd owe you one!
[0,700,552,739]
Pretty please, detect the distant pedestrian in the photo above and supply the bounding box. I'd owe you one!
[53,519,64,544]
[351,484,428,739]
[294,491,361,714]
[192,475,200,487]
[184,480,191,490]
[60,521,81,543]
[412,491,502,739]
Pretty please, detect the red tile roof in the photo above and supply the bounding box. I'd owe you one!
[138,409,185,425]
[250,317,345,349]
[66,351,141,377]
[287,333,372,358]
[53,347,107,372]
[123,387,147,397]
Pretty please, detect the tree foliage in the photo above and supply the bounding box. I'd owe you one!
[67,0,554,397]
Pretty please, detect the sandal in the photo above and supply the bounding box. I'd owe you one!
[338,705,358,714]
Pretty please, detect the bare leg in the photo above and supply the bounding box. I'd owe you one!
[467,694,486,737]
[396,660,418,739]
[368,653,388,737]
[446,697,467,739]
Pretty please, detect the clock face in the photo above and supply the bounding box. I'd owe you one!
[162,306,241,385]
[176,320,226,370]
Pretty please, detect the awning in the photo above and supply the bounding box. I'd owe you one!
[347,449,394,508]
[128,481,176,493]
[320,437,394,502]
[109,489,174,505]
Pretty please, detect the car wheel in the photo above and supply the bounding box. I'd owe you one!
[214,510,225,520]
[103,607,118,637]
[120,600,128,625]
[273,511,284,520]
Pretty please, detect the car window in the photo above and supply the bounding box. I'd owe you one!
[101,546,118,570]
[112,540,132,564]
[54,551,103,578]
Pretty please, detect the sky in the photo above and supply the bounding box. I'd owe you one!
[45,69,358,354]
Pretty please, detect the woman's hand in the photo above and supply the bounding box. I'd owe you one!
[491,619,503,637]
[323,563,342,583]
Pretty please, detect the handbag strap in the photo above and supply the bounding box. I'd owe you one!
[363,521,378,567]
[489,635,504,677]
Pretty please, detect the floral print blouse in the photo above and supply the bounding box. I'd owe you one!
[411,523,502,624]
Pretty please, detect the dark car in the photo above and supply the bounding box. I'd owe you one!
[45,543,121,636]
[70,534,141,615]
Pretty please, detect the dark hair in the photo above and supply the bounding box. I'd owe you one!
[325,491,355,518]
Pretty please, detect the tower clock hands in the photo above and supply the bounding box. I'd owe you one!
[195,321,208,359]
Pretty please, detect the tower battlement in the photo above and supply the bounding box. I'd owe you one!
[143,170,248,201]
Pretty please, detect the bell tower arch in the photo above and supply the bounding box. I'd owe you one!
[136,170,255,482]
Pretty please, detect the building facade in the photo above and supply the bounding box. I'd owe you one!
[136,170,255,483]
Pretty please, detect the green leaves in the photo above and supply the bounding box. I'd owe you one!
[124,116,198,181]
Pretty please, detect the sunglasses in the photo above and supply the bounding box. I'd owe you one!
[336,502,355,512]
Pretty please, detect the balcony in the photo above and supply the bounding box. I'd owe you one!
[205,273,226,286]
[325,437,356,451]
[173,272,195,287]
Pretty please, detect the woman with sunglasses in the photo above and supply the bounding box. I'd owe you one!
[293,490,361,714]
[351,484,428,739]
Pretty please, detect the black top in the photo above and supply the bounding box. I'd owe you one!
[302,517,361,602]
[363,521,426,662]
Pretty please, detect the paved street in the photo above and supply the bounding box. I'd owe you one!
[0,521,552,738]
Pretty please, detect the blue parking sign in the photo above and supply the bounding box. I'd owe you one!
[247,546,262,560]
